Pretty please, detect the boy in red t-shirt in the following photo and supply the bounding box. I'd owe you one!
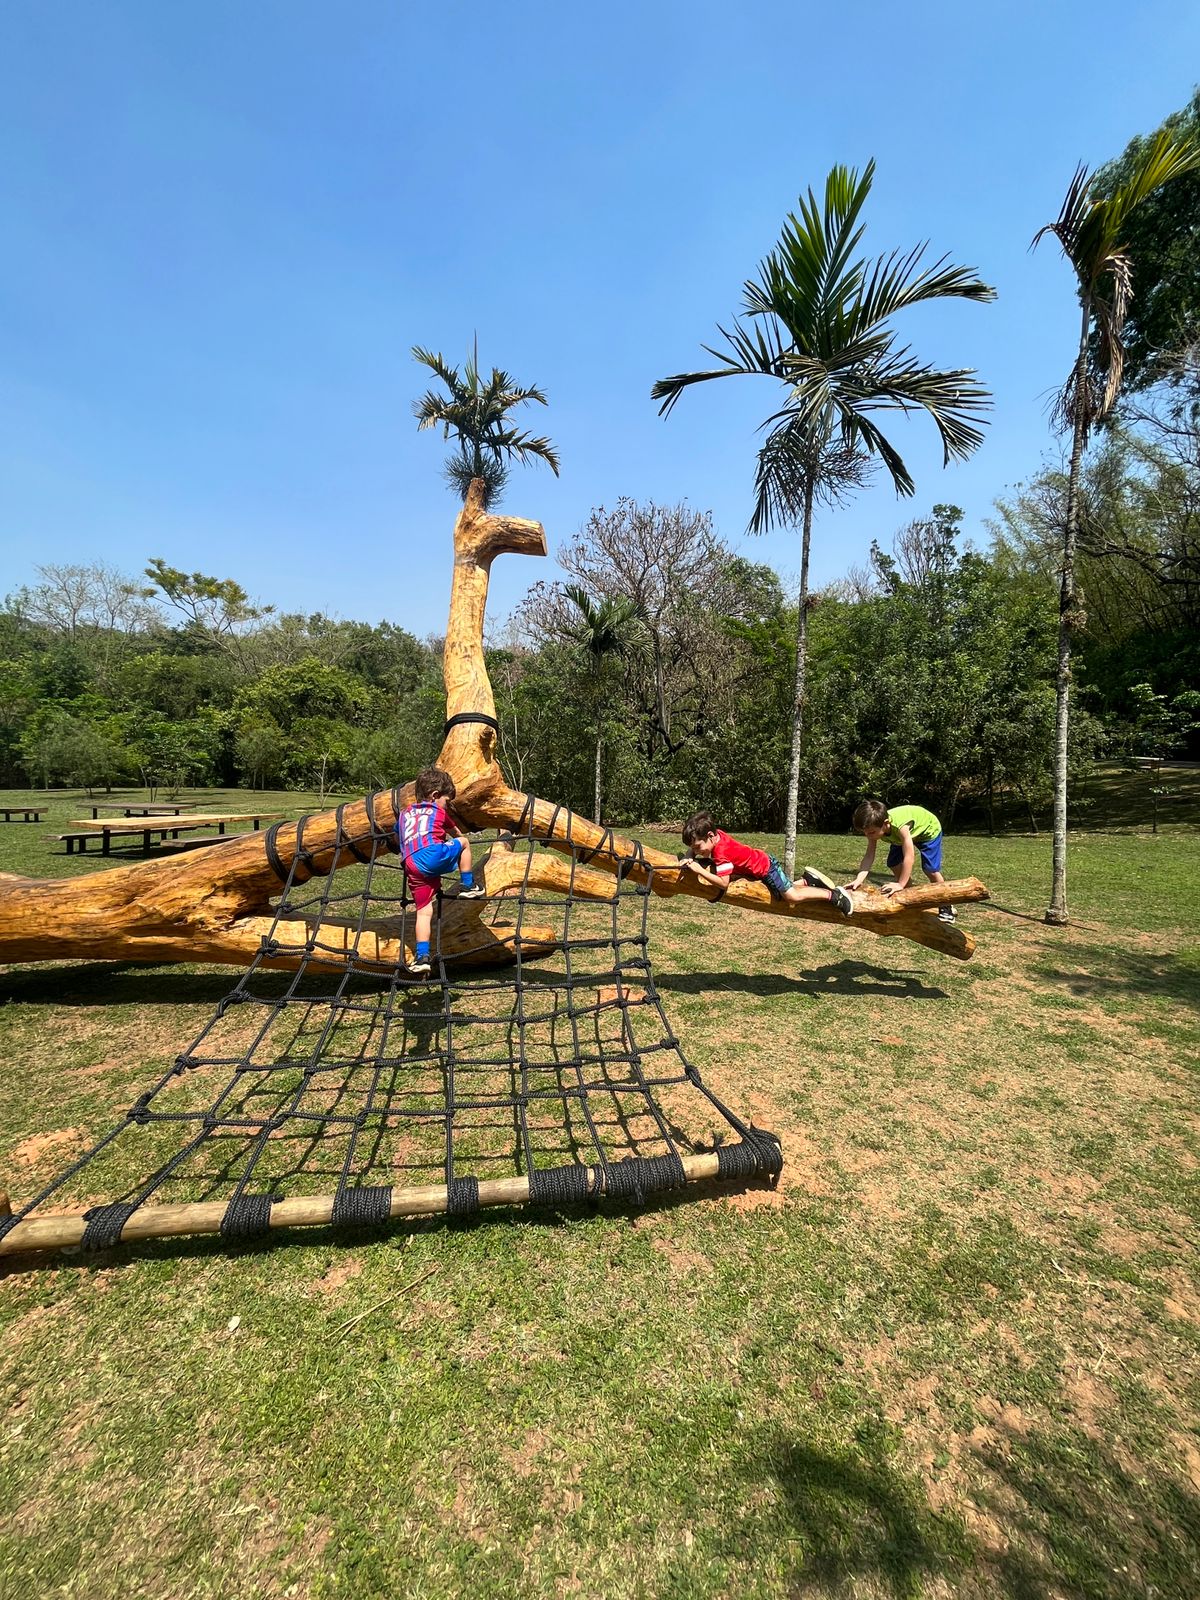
[398,766,485,976]
[679,812,853,915]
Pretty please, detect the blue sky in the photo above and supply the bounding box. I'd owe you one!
[2,1,1197,637]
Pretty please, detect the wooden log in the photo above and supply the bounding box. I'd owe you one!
[0,1151,742,1256]
[452,783,986,959]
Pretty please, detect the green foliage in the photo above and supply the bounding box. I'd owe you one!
[1035,125,1200,434]
[144,558,272,654]
[1092,87,1200,392]
[412,341,560,507]
[653,160,995,528]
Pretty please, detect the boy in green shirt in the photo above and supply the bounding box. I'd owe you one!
[846,800,956,923]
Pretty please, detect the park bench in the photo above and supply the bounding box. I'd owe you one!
[89,801,201,819]
[52,812,284,856]
[0,806,46,823]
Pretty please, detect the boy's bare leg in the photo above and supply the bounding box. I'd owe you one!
[414,902,434,950]
[459,839,473,877]
[781,882,853,916]
[781,884,836,906]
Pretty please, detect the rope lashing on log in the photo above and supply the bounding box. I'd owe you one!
[443,712,501,738]
[0,799,781,1259]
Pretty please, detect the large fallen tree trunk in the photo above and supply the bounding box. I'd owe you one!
[0,480,987,969]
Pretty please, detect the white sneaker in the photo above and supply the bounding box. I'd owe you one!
[406,959,432,977]
[458,882,486,900]
[938,905,957,924]
[801,866,837,891]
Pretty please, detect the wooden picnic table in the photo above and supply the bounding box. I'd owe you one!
[61,812,284,856]
[89,801,201,819]
[0,806,46,823]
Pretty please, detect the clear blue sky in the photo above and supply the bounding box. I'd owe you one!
[2,1,1197,636]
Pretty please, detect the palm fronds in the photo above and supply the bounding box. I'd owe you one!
[412,343,560,505]
[1034,130,1200,436]
[652,161,995,529]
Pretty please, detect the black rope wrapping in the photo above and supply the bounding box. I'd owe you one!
[263,821,288,883]
[6,780,784,1255]
[220,1192,274,1241]
[331,1185,393,1227]
[81,1200,140,1251]
[443,712,500,737]
[335,803,372,865]
[445,1176,480,1215]
[602,1152,688,1204]
[716,1132,784,1182]
[528,1163,593,1206]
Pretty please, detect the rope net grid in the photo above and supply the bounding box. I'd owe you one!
[1,793,782,1253]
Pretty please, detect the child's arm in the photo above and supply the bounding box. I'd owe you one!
[883,826,914,892]
[680,858,729,892]
[848,838,878,888]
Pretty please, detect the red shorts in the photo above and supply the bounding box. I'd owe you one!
[407,875,438,910]
[404,838,464,909]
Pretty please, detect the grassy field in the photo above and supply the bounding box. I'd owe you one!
[1,782,1198,1598]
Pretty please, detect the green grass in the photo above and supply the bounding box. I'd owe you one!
[1,783,1199,1598]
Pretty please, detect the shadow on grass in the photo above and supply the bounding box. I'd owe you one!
[975,1429,1200,1599]
[656,959,948,1001]
[1035,942,1200,1013]
[734,1426,1200,1598]
[748,1437,970,1595]
[0,963,387,1008]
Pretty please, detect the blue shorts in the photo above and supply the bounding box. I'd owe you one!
[762,856,792,899]
[406,838,464,880]
[888,833,943,875]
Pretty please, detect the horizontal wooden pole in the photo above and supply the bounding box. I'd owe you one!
[0,1152,741,1258]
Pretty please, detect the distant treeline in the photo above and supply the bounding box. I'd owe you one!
[1,413,1196,828]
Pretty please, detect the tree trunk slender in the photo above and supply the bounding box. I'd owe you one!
[783,478,816,874]
[1047,298,1091,926]
[594,717,603,826]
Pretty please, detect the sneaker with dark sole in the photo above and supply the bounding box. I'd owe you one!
[406,960,432,978]
[801,866,837,891]
[937,905,957,924]
[458,883,486,900]
[830,886,854,916]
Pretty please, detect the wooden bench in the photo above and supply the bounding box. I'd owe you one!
[52,827,181,855]
[58,812,285,856]
[0,807,46,823]
[89,801,201,819]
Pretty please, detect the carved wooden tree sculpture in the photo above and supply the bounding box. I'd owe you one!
[0,480,987,972]
[0,481,994,1260]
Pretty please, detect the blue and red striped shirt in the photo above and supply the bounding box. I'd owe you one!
[398,800,449,861]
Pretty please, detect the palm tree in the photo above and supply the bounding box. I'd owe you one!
[413,340,560,507]
[563,584,644,823]
[653,163,994,870]
[1033,130,1199,925]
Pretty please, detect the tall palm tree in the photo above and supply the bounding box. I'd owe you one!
[1033,129,1199,925]
[653,163,994,871]
[413,340,560,507]
[563,584,644,823]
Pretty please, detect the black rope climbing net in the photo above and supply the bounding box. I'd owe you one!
[1,791,781,1254]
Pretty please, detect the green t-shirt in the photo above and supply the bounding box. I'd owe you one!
[885,805,942,845]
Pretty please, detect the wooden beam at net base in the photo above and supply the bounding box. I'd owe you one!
[0,1151,755,1258]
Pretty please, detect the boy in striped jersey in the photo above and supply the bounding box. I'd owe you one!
[398,766,484,976]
